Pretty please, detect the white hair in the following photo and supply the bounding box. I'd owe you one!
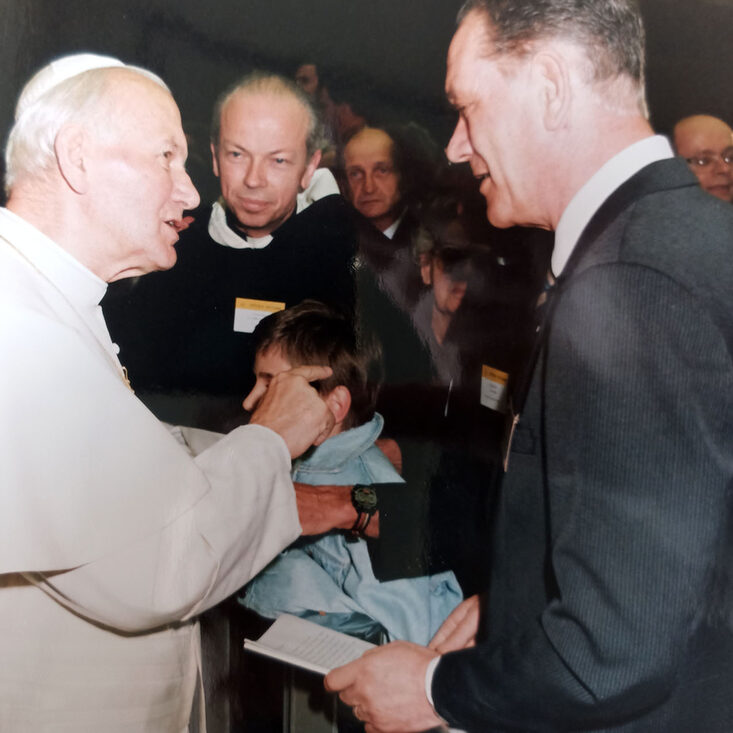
[5,54,168,194]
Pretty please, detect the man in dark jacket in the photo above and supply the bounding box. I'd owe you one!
[103,72,354,432]
[325,2,733,731]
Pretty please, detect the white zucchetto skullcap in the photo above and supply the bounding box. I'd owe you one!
[15,53,126,120]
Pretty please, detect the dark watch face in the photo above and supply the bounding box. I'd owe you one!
[353,486,378,512]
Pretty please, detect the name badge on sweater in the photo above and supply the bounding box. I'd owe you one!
[233,298,285,333]
[480,365,509,413]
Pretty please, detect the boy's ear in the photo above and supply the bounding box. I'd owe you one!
[324,385,351,426]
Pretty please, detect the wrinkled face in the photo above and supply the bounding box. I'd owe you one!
[445,11,541,228]
[295,64,319,98]
[674,118,733,202]
[84,73,200,280]
[212,90,320,237]
[343,128,402,231]
[243,344,293,411]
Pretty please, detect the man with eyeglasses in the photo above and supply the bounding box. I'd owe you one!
[673,114,733,202]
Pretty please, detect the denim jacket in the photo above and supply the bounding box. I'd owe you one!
[241,413,462,644]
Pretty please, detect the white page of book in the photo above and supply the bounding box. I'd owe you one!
[244,614,375,675]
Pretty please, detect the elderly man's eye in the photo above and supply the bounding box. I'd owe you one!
[687,155,712,167]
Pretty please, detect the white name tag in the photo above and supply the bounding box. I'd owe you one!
[480,365,509,413]
[233,298,286,333]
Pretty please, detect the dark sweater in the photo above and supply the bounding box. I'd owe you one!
[103,194,355,432]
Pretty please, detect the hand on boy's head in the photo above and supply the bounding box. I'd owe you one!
[248,365,336,458]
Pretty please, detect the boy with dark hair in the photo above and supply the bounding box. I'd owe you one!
[240,300,462,644]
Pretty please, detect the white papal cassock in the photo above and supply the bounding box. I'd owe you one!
[0,207,301,731]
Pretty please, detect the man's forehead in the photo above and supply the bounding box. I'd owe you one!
[296,64,317,80]
[345,129,394,163]
[224,89,307,126]
[446,14,493,96]
[677,123,733,152]
[221,89,308,147]
[102,69,173,111]
[103,72,183,136]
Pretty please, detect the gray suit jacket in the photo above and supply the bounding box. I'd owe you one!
[433,158,733,731]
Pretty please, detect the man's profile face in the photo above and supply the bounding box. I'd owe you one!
[212,90,320,238]
[85,73,200,279]
[444,11,542,229]
[674,117,733,202]
[295,64,319,98]
[344,128,403,232]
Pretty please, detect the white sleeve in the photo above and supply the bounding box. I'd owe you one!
[27,424,300,632]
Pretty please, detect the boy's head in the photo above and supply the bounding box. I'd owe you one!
[244,300,381,433]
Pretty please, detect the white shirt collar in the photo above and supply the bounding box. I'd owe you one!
[553,135,674,276]
[208,168,340,250]
[381,208,407,240]
[208,196,311,250]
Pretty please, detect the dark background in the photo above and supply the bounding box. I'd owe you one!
[1,0,732,203]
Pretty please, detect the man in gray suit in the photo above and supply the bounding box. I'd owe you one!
[326,1,733,731]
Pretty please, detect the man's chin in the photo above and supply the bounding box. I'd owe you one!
[707,186,732,202]
[231,209,282,238]
[485,202,515,230]
[146,245,179,274]
[357,203,388,219]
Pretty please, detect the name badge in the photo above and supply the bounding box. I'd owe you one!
[480,365,509,413]
[233,298,285,333]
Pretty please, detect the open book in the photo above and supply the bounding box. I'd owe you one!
[244,613,375,675]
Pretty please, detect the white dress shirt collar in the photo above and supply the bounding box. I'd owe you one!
[208,193,316,250]
[381,208,407,240]
[208,168,341,250]
[552,135,674,276]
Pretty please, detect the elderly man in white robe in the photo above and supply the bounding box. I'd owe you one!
[0,54,336,731]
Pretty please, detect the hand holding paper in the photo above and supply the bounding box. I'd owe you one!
[325,641,443,732]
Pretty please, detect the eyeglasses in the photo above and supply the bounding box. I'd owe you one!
[685,148,733,168]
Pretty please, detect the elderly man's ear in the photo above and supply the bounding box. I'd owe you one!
[530,50,571,132]
[55,124,90,194]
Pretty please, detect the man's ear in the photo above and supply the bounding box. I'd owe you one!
[420,255,433,286]
[299,148,322,191]
[54,124,89,194]
[531,50,571,131]
[324,385,351,426]
[210,142,220,178]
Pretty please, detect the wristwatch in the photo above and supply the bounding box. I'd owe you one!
[348,484,378,540]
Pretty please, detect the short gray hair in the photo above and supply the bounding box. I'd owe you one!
[210,71,323,160]
[458,0,647,113]
[5,57,167,194]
